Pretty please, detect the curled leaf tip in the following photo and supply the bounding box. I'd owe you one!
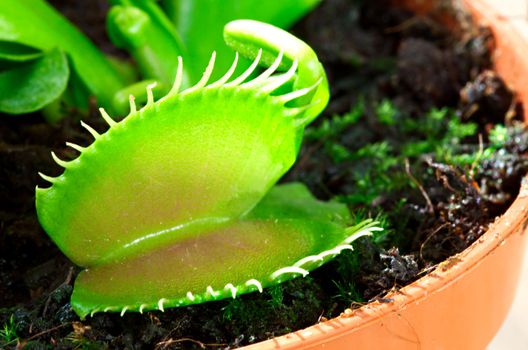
[224,19,329,122]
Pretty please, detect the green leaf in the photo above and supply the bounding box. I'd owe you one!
[245,183,350,224]
[70,183,369,319]
[0,49,69,114]
[0,0,125,111]
[0,40,42,62]
[37,79,301,267]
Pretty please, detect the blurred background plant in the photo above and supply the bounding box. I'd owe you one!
[0,0,321,120]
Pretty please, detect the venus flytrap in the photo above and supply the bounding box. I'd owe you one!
[36,20,380,319]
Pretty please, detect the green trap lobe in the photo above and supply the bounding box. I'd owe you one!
[71,217,347,318]
[37,88,299,267]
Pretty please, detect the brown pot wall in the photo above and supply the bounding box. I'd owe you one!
[239,0,528,349]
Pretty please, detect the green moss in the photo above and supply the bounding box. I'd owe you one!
[0,315,19,348]
[303,98,504,252]
[305,99,364,141]
[489,124,508,147]
[375,99,397,126]
[331,251,364,304]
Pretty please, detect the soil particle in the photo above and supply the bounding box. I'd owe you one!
[397,38,460,106]
[478,151,528,215]
[416,161,489,262]
[353,240,419,300]
[460,70,515,123]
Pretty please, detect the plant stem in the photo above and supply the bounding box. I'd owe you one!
[107,0,190,87]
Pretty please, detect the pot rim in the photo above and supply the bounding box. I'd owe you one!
[241,0,528,348]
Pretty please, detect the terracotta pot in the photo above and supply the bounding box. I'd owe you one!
[239,1,528,349]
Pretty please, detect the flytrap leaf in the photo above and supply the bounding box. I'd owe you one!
[36,20,380,318]
[0,41,42,62]
[37,56,304,267]
[71,184,381,318]
[0,48,69,114]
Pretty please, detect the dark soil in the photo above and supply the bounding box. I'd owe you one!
[2,0,528,349]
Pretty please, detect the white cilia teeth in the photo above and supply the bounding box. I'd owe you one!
[129,94,137,114]
[51,151,70,168]
[186,291,195,301]
[225,49,263,87]
[120,306,128,317]
[206,286,220,298]
[277,77,321,105]
[224,283,238,298]
[80,121,100,139]
[99,107,116,127]
[208,53,239,88]
[167,56,184,97]
[245,279,263,293]
[139,304,147,314]
[158,298,168,312]
[319,248,341,260]
[334,244,354,252]
[260,59,298,94]
[146,82,157,106]
[344,230,374,243]
[188,51,217,92]
[38,172,59,184]
[242,50,284,88]
[90,309,99,317]
[344,226,383,243]
[271,266,309,280]
[65,142,85,153]
[293,255,324,268]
